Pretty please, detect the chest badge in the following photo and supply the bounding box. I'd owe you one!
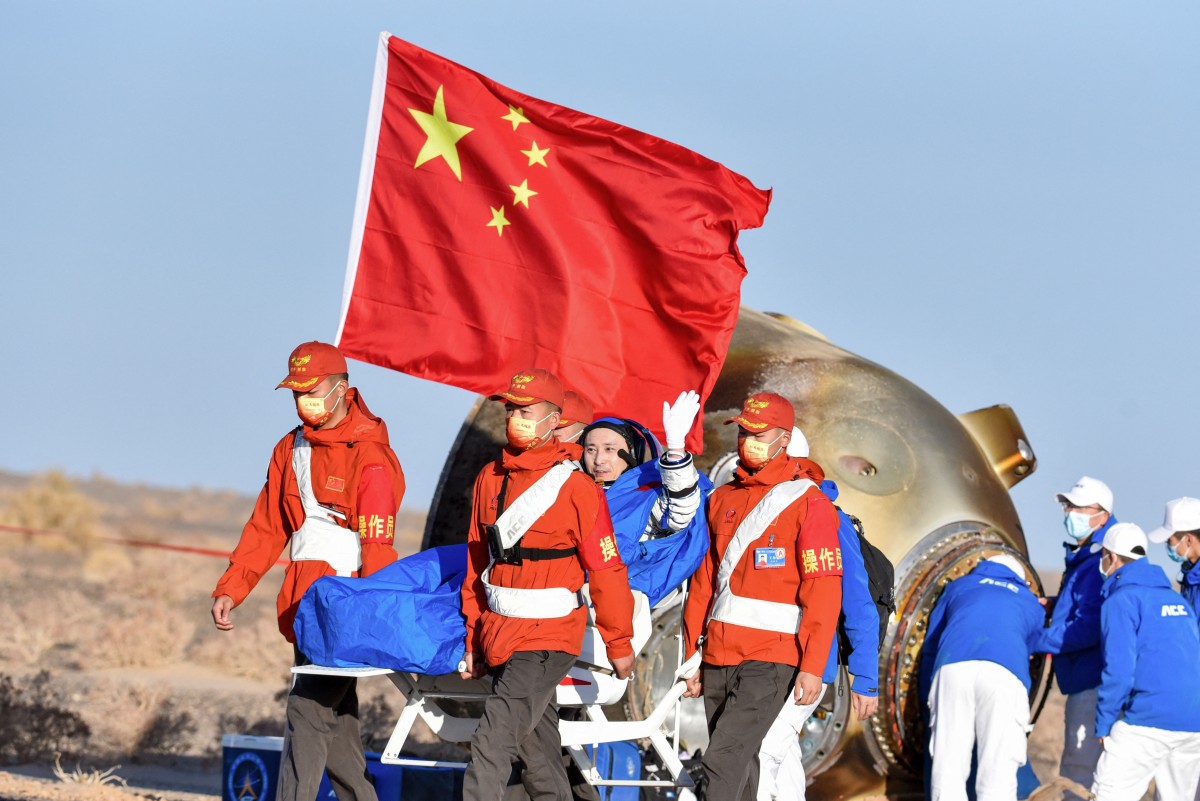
[325,476,345,492]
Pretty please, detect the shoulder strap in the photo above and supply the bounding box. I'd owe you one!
[716,479,815,588]
[493,462,577,551]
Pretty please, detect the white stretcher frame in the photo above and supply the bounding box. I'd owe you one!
[293,588,700,790]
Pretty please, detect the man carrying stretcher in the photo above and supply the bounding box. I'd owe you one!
[459,368,635,801]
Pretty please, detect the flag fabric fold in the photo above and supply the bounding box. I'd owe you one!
[337,33,771,451]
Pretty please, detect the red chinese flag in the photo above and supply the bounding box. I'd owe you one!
[336,33,771,452]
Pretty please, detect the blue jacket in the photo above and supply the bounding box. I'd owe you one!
[1095,557,1200,736]
[918,560,1045,704]
[1178,560,1200,635]
[820,481,880,696]
[1033,517,1117,694]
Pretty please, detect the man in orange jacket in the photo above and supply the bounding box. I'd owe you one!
[211,341,405,801]
[460,368,635,801]
[681,392,843,801]
[553,389,594,446]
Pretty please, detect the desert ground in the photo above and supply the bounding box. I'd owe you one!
[0,468,1074,801]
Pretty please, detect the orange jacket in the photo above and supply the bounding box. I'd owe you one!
[213,389,406,641]
[462,439,635,667]
[682,454,841,674]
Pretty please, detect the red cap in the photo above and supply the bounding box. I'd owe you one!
[557,390,595,428]
[724,392,795,433]
[490,368,565,409]
[276,341,348,391]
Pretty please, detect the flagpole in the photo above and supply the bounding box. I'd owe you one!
[336,32,391,345]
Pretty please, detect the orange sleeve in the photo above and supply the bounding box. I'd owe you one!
[681,532,716,661]
[798,575,842,675]
[796,492,842,579]
[356,461,401,577]
[796,492,842,675]
[461,468,493,655]
[213,441,291,605]
[579,483,635,660]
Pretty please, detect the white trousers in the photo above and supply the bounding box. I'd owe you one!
[756,683,828,801]
[929,660,1031,801]
[1061,688,1104,801]
[1091,720,1200,801]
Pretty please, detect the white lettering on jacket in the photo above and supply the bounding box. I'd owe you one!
[979,578,1019,593]
[1162,604,1188,617]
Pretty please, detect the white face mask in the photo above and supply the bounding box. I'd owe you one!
[1064,511,1096,541]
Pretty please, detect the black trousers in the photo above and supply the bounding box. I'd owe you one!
[463,650,576,801]
[277,648,377,801]
[702,660,798,801]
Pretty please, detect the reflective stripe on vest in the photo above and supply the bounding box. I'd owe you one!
[289,430,362,577]
[482,568,585,618]
[709,479,816,635]
[484,462,582,619]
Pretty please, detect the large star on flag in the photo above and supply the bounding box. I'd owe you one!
[408,85,473,180]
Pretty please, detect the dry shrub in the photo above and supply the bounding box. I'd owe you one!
[81,681,170,757]
[1,470,98,544]
[81,545,133,584]
[90,599,196,668]
[52,755,128,788]
[132,699,198,759]
[2,591,94,666]
[0,671,91,764]
[125,549,215,607]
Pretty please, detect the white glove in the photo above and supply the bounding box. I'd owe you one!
[662,390,701,453]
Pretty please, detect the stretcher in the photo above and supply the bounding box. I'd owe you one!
[293,587,700,790]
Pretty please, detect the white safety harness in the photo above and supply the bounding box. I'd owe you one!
[708,479,816,634]
[289,430,362,577]
[482,463,584,619]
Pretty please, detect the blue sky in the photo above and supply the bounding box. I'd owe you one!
[3,2,1197,571]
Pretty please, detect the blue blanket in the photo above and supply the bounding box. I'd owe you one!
[293,545,469,674]
[294,467,713,672]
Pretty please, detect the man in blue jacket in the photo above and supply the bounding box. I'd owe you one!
[1147,496,1200,631]
[919,554,1045,801]
[756,467,880,801]
[1033,476,1117,799]
[1090,523,1200,801]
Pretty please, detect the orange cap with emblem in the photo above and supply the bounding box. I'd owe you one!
[276,341,348,391]
[557,390,595,428]
[724,391,795,433]
[490,368,565,409]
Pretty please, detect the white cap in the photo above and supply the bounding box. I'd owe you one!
[786,426,810,458]
[1055,476,1114,514]
[986,553,1027,581]
[1093,522,1148,560]
[1147,497,1200,544]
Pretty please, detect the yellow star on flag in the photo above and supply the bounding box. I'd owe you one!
[510,179,538,209]
[408,85,474,181]
[487,206,510,237]
[501,105,529,131]
[521,141,550,168]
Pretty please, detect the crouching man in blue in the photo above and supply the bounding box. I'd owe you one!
[1090,523,1200,801]
[919,554,1045,801]
[756,431,880,801]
